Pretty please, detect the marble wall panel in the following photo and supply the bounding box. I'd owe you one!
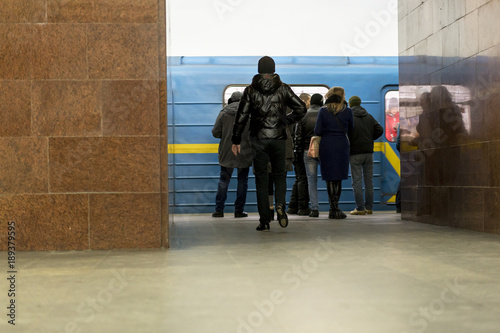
[0,81,31,137]
[399,0,500,234]
[0,194,88,251]
[47,0,94,23]
[0,138,48,194]
[89,193,161,249]
[47,0,158,23]
[88,24,159,79]
[32,24,87,80]
[0,0,46,23]
[49,137,160,193]
[0,25,33,79]
[484,188,500,234]
[32,81,102,137]
[102,80,160,136]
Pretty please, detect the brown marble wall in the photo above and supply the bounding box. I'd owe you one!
[398,0,500,233]
[0,0,168,250]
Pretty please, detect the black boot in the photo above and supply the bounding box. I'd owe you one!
[327,181,346,219]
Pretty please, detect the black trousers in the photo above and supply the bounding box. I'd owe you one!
[288,154,309,210]
[252,139,287,223]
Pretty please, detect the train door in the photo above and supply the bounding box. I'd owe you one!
[380,86,400,206]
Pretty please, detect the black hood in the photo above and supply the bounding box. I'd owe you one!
[251,74,282,94]
[351,105,369,117]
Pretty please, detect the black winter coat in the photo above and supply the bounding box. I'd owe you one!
[347,105,384,155]
[294,105,321,152]
[232,74,306,144]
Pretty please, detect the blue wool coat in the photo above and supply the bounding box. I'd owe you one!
[314,106,354,181]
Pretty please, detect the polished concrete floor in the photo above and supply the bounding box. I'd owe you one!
[2,212,500,333]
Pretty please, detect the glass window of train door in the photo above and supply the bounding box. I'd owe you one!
[384,90,400,142]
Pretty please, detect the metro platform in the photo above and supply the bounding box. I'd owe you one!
[2,212,500,333]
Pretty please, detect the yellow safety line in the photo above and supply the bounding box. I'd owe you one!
[168,143,219,154]
[374,142,400,177]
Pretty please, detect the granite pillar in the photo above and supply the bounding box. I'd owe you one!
[398,0,500,233]
[0,0,168,250]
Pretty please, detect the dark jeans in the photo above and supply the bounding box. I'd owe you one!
[252,139,287,223]
[288,154,309,210]
[215,166,249,213]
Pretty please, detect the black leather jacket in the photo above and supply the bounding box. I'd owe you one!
[232,74,306,144]
[294,104,321,153]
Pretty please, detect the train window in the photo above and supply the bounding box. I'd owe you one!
[223,85,330,107]
[384,90,400,142]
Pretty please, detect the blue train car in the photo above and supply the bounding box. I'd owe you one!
[167,56,400,214]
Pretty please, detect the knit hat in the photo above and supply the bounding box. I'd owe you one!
[348,95,361,107]
[388,97,398,109]
[310,93,324,106]
[258,56,275,74]
[228,91,243,104]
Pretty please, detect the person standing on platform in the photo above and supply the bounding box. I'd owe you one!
[296,93,323,217]
[232,56,307,231]
[212,91,252,218]
[315,87,353,219]
[288,93,311,216]
[347,96,384,215]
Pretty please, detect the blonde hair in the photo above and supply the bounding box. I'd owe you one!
[325,86,346,114]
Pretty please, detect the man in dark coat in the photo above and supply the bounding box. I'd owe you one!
[212,91,252,218]
[232,56,307,231]
[347,96,384,215]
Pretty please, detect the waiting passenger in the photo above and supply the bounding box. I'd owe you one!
[295,93,324,217]
[314,87,353,219]
[232,56,307,231]
[347,96,384,215]
[288,93,311,216]
[212,91,252,218]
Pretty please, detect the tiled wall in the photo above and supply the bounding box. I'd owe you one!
[0,0,168,250]
[398,0,500,233]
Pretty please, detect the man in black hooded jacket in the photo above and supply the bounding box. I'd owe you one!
[347,96,384,215]
[232,56,306,231]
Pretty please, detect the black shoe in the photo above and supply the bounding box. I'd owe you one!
[328,209,346,219]
[396,208,401,213]
[234,211,248,218]
[256,222,270,231]
[276,204,288,228]
[297,208,311,216]
[212,211,224,218]
[309,210,319,217]
[269,208,275,220]
[287,207,298,214]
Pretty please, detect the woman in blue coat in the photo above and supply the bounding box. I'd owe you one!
[314,87,354,219]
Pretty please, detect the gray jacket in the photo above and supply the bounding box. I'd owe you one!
[212,101,252,168]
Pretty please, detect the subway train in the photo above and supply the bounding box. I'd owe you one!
[167,56,400,214]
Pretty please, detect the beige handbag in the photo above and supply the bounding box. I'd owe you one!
[307,136,321,158]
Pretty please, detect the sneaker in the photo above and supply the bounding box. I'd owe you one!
[256,222,270,231]
[276,204,289,228]
[234,211,248,218]
[212,211,224,218]
[350,208,366,215]
[287,207,298,214]
[366,209,373,215]
[309,210,319,217]
[297,208,311,216]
